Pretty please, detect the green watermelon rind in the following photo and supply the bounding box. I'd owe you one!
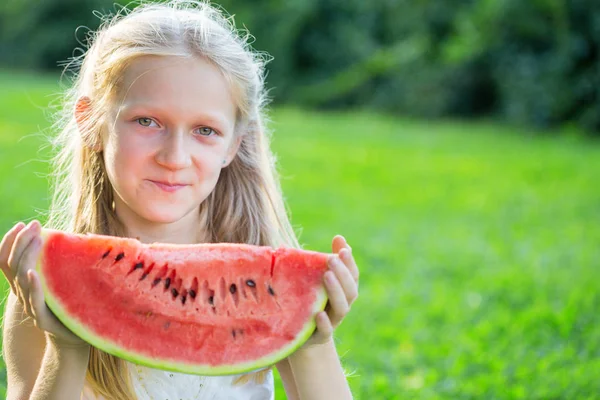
[36,230,328,376]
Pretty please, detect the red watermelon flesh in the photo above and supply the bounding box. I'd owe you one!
[36,229,329,375]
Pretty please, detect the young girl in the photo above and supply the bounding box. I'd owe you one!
[0,1,359,399]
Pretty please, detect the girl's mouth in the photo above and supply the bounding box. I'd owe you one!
[148,180,189,192]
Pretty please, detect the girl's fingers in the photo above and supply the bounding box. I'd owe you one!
[324,270,350,328]
[15,235,42,318]
[21,288,34,321]
[28,270,85,346]
[0,222,26,264]
[15,234,42,287]
[16,288,29,318]
[27,271,39,323]
[328,255,358,305]
[331,235,347,255]
[315,311,333,338]
[331,235,358,282]
[28,270,52,331]
[8,221,41,276]
[338,248,359,284]
[0,222,26,289]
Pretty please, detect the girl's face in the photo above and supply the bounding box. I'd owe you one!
[101,55,239,232]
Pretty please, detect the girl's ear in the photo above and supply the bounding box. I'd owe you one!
[75,96,103,152]
[223,135,243,168]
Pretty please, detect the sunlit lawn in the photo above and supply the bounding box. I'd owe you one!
[1,69,599,398]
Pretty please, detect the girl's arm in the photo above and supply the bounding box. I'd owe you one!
[1,221,91,400]
[3,292,90,400]
[29,336,90,400]
[276,358,300,400]
[287,339,353,399]
[280,235,359,399]
[3,291,46,399]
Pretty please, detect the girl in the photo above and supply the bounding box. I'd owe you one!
[0,1,359,399]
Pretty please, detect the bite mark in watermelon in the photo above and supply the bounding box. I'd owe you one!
[36,229,329,375]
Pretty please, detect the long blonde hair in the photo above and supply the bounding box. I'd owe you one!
[47,1,299,398]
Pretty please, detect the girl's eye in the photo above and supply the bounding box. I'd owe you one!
[137,117,157,127]
[196,127,216,136]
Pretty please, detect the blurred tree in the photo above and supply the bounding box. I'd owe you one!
[441,0,600,130]
[0,0,123,70]
[0,0,597,132]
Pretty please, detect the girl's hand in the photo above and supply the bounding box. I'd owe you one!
[300,235,359,349]
[0,221,87,348]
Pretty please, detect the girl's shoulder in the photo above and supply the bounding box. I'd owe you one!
[82,362,275,400]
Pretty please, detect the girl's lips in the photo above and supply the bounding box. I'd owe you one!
[148,180,189,192]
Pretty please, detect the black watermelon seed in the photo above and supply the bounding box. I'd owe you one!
[133,262,143,270]
[164,278,171,289]
[181,295,187,305]
[189,290,197,299]
[171,288,179,297]
[229,284,237,294]
[140,272,148,281]
[101,250,110,259]
[268,286,275,296]
[115,252,125,262]
[152,278,161,287]
[232,330,236,338]
[208,296,214,305]
[246,279,256,287]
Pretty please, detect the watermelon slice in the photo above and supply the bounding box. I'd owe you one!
[36,229,329,375]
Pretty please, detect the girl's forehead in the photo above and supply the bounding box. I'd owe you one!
[120,56,228,97]
[116,56,237,128]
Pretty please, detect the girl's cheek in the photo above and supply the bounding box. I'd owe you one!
[114,128,152,153]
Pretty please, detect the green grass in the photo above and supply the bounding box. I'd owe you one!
[1,69,600,399]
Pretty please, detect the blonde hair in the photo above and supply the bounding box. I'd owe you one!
[47,1,299,398]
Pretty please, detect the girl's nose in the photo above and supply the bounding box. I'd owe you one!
[155,129,192,170]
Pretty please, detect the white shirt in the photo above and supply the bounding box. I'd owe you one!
[81,361,275,400]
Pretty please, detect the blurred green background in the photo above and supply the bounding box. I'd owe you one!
[1,0,600,399]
